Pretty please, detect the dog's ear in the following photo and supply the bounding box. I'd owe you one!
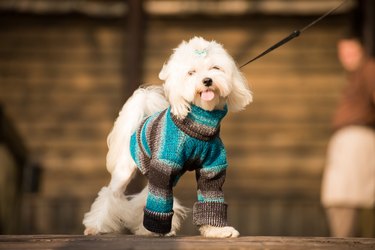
[159,62,191,119]
[163,75,191,119]
[166,90,191,119]
[159,40,193,119]
[227,66,253,112]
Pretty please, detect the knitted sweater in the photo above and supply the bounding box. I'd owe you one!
[130,104,228,234]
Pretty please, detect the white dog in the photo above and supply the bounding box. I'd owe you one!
[83,37,252,238]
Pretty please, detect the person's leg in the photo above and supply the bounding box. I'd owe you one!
[326,207,358,237]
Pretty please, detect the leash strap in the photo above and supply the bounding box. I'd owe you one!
[240,0,348,68]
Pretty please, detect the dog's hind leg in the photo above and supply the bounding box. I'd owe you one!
[83,85,169,235]
[83,162,137,235]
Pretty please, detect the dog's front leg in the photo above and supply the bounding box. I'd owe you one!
[194,165,239,238]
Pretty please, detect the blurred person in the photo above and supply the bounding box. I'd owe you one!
[321,36,375,237]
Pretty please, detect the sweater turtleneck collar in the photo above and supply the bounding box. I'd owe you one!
[170,104,227,141]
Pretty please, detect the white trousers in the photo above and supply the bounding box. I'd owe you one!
[321,126,375,208]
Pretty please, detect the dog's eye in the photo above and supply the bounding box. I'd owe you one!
[212,66,221,71]
[188,70,196,76]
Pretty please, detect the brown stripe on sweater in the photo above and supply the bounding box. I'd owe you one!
[136,118,151,175]
[148,109,167,154]
[196,169,226,192]
[148,158,181,190]
[198,190,224,199]
[193,202,228,227]
[171,113,220,141]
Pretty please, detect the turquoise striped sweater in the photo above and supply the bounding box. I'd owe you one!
[130,105,228,234]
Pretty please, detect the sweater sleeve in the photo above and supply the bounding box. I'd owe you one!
[193,139,228,227]
[143,158,182,234]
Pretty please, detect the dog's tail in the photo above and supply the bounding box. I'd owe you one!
[106,85,169,174]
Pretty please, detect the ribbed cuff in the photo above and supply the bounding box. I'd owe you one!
[193,202,228,227]
[143,209,174,234]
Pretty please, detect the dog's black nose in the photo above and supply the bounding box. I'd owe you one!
[203,77,213,87]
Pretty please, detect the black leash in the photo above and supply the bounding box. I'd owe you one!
[240,0,349,68]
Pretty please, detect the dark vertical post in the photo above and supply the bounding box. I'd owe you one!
[124,0,145,101]
[358,0,375,57]
[362,0,375,57]
[123,0,147,193]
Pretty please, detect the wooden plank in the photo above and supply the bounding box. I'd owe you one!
[0,235,374,250]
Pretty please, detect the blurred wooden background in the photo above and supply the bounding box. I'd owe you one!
[0,0,374,236]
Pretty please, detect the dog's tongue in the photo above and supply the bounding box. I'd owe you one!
[201,90,215,101]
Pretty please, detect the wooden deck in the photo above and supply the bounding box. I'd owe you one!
[0,235,374,250]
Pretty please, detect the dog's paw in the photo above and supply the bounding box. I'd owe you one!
[133,226,156,236]
[133,225,176,237]
[165,230,176,237]
[199,225,240,238]
[84,227,100,236]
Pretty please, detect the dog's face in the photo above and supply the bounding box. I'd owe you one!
[159,37,253,119]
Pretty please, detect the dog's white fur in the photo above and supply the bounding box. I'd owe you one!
[83,37,252,238]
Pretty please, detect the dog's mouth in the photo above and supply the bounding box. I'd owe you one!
[200,89,215,101]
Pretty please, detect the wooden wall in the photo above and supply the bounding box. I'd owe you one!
[0,12,362,236]
[0,13,126,233]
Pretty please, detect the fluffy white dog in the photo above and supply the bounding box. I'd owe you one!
[83,37,252,238]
